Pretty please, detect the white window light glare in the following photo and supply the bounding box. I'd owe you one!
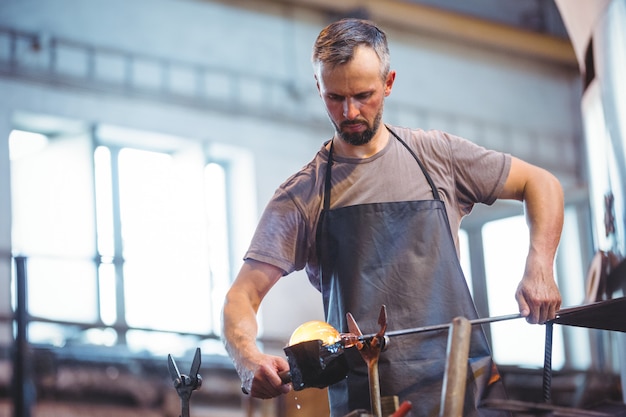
[8,129,49,160]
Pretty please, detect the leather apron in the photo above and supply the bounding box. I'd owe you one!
[316,127,509,417]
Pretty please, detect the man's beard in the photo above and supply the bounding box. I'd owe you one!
[332,108,383,146]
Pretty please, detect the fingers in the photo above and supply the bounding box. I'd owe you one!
[516,281,561,325]
[244,360,291,399]
[517,296,531,320]
[251,370,291,398]
[525,304,547,325]
[517,290,561,324]
[522,300,560,324]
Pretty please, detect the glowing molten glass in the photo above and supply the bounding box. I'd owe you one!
[288,320,341,346]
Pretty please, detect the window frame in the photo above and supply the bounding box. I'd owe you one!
[9,123,239,357]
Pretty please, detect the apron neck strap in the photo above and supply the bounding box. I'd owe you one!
[386,125,440,201]
[323,140,334,211]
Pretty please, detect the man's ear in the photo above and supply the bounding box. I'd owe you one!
[384,70,396,97]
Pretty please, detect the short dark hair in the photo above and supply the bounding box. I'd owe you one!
[312,18,390,80]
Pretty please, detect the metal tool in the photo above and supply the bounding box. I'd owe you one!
[283,301,626,415]
[281,311,524,393]
[337,309,522,417]
[168,347,203,417]
[346,305,388,417]
[343,310,475,417]
[281,337,349,390]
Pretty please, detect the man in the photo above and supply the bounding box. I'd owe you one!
[222,18,563,416]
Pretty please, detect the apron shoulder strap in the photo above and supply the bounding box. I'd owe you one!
[323,141,334,211]
[386,125,440,201]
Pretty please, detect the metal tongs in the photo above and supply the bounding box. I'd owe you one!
[168,347,203,417]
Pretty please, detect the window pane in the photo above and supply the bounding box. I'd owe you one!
[557,206,591,369]
[26,257,98,323]
[205,162,230,334]
[482,216,564,368]
[10,129,98,331]
[458,228,473,297]
[10,130,96,257]
[117,148,211,334]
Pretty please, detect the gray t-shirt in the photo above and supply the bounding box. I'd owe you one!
[245,125,511,290]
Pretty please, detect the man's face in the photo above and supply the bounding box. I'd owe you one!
[316,46,395,146]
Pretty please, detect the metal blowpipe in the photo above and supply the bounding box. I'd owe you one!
[341,313,523,346]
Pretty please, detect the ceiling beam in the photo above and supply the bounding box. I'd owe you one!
[254,0,578,68]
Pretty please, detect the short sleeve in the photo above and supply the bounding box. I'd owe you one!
[244,188,311,275]
[446,133,511,208]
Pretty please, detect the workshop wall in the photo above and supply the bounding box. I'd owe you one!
[0,0,587,415]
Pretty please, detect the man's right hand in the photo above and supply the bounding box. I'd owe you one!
[240,354,292,399]
[222,260,290,398]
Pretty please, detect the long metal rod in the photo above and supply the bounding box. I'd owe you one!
[360,313,523,340]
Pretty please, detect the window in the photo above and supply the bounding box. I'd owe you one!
[10,129,98,335]
[458,228,473,297]
[10,123,242,356]
[482,215,565,368]
[460,200,594,371]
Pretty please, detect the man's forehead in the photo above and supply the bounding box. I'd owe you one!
[317,47,381,77]
[316,45,379,68]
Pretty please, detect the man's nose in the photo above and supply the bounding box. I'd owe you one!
[343,98,360,120]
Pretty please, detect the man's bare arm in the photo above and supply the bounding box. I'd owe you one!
[222,259,292,398]
[499,156,564,324]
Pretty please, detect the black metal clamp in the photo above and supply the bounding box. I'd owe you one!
[168,348,203,417]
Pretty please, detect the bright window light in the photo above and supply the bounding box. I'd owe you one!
[458,228,473,296]
[117,147,212,335]
[11,123,238,354]
[8,129,48,160]
[482,216,564,369]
